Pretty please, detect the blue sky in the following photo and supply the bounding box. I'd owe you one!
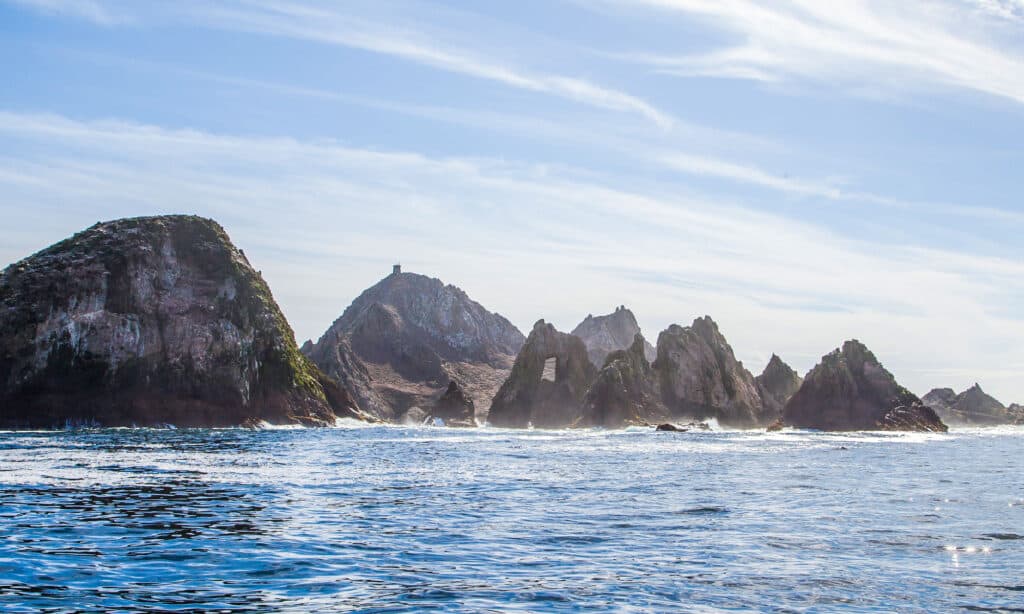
[1,0,1022,402]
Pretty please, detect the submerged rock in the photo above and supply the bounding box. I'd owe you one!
[655,423,686,432]
[488,320,596,428]
[783,340,947,432]
[756,354,803,419]
[0,215,359,428]
[922,384,1017,425]
[580,333,669,428]
[654,316,767,427]
[571,306,656,367]
[306,269,524,421]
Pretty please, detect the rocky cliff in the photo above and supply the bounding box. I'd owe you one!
[580,333,668,427]
[654,316,767,427]
[756,354,803,419]
[571,306,656,367]
[0,215,359,428]
[487,320,596,428]
[783,340,946,432]
[922,384,1019,425]
[305,270,524,421]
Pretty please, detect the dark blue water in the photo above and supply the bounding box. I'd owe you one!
[1,424,1022,612]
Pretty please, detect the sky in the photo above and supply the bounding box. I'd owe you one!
[1,0,1022,402]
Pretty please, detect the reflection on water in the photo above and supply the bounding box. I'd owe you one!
[0,426,1022,611]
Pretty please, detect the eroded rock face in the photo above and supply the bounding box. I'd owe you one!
[783,340,947,432]
[306,270,524,421]
[303,331,391,420]
[0,215,357,428]
[487,320,596,428]
[756,354,803,419]
[653,316,766,427]
[571,306,656,367]
[432,380,476,426]
[580,333,668,428]
[1009,404,1024,424]
[922,384,1017,425]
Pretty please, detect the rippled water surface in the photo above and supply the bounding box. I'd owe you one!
[1,425,1022,612]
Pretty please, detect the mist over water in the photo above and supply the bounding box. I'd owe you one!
[1,425,1022,611]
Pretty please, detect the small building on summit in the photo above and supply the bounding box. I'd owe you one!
[392,264,402,275]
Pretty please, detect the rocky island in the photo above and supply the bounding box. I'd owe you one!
[0,216,363,428]
[782,340,946,432]
[922,384,1024,425]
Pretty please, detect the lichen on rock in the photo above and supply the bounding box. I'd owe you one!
[0,215,359,428]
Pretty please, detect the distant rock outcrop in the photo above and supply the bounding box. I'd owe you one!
[306,270,524,421]
[654,316,767,427]
[756,354,803,419]
[1010,404,1024,423]
[432,380,476,426]
[571,306,656,367]
[488,320,596,428]
[783,340,947,432]
[922,384,1020,425]
[580,333,668,427]
[0,216,360,428]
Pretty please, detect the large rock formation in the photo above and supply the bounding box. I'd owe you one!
[922,384,1020,425]
[571,306,656,367]
[487,320,596,428]
[0,216,360,428]
[580,333,669,428]
[1010,404,1024,423]
[756,354,803,419]
[653,316,767,427]
[783,340,946,432]
[305,269,524,421]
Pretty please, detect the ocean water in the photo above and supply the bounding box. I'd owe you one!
[0,425,1022,612]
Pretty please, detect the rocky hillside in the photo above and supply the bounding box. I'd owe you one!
[305,269,525,421]
[0,216,359,428]
[488,320,596,428]
[571,306,656,366]
[756,354,803,419]
[654,316,766,427]
[783,340,946,432]
[922,384,1021,425]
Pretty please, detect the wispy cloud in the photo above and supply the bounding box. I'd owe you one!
[7,0,674,128]
[606,0,1024,105]
[5,0,127,25]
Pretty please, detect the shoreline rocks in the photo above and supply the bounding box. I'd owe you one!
[783,340,947,432]
[487,320,596,428]
[922,384,1021,426]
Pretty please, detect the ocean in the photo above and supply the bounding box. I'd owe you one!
[1,424,1021,612]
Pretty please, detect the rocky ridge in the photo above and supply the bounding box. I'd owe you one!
[922,384,1021,425]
